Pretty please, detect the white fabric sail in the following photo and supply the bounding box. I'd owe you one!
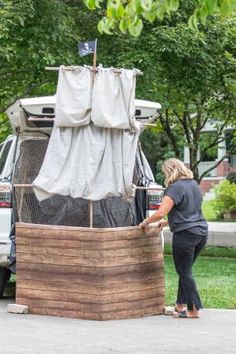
[55,66,92,127]
[91,68,139,131]
[33,66,141,201]
[33,125,139,201]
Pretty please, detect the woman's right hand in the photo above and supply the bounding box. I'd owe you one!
[157,219,168,230]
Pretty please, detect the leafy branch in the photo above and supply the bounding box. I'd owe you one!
[83,0,236,36]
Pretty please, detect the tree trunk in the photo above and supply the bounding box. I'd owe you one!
[189,147,199,182]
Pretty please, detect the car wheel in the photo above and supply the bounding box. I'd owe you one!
[0,267,11,298]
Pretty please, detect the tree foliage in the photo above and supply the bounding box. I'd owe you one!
[109,7,236,182]
[0,0,79,111]
[0,0,235,184]
[83,0,236,36]
[150,17,236,182]
[0,0,81,140]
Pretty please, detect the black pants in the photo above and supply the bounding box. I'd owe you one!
[173,230,207,311]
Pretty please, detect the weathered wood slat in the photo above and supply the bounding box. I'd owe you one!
[16,252,162,267]
[17,260,163,276]
[16,301,164,320]
[17,244,160,258]
[16,278,164,295]
[17,265,163,286]
[16,223,164,320]
[16,295,163,313]
[16,286,164,304]
[17,262,163,286]
[17,236,160,250]
[16,222,161,241]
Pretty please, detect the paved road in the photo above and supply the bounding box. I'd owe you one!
[0,298,236,354]
[207,222,236,233]
[163,222,236,247]
[1,223,235,353]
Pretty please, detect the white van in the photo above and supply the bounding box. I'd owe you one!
[0,96,163,296]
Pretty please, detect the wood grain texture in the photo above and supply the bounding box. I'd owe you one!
[16,222,165,320]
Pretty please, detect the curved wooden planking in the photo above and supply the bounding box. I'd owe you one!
[16,222,165,320]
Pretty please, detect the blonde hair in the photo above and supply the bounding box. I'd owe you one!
[162,158,193,187]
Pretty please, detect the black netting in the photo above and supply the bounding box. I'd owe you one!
[13,138,49,184]
[13,137,140,228]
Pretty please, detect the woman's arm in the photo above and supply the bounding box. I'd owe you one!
[139,195,174,228]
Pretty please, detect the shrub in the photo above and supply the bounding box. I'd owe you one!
[227,172,236,184]
[212,180,236,218]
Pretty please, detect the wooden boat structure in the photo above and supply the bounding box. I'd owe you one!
[16,222,164,320]
[13,66,165,320]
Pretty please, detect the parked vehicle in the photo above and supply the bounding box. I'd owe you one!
[0,95,163,296]
[0,136,15,296]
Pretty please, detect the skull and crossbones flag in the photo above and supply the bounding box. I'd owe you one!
[78,40,97,57]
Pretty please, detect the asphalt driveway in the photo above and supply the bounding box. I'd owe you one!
[0,297,236,354]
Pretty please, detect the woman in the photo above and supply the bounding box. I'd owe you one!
[140,158,208,318]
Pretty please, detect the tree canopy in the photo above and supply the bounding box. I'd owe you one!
[0,0,80,139]
[83,0,236,36]
[0,0,80,108]
[104,4,236,181]
[0,0,235,182]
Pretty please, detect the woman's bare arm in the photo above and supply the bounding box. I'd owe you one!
[139,195,174,228]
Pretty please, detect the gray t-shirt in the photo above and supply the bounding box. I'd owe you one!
[164,179,208,236]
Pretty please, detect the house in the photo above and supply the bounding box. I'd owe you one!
[183,121,236,195]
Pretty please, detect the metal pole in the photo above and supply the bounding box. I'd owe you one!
[14,184,32,187]
[89,200,93,228]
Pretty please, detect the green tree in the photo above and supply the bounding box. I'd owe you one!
[83,0,236,36]
[139,128,175,181]
[107,9,236,182]
[0,0,79,141]
[1,0,235,186]
[150,18,236,182]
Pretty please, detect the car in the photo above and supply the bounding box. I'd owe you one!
[0,95,163,296]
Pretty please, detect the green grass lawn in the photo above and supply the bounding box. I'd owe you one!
[164,244,236,258]
[5,247,236,309]
[165,198,236,308]
[164,254,236,309]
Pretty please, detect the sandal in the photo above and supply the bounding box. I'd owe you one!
[173,310,199,319]
[173,306,186,315]
[172,307,180,316]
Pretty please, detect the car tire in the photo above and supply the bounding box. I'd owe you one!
[0,267,11,298]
